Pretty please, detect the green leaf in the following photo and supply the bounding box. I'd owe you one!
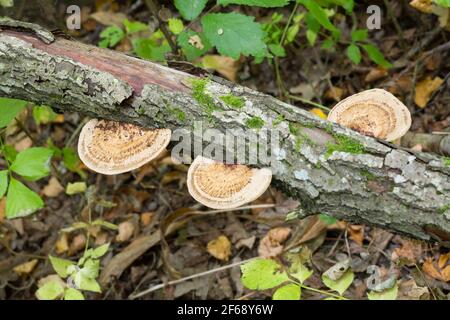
[319,213,337,225]
[322,269,354,296]
[298,0,338,32]
[92,219,119,230]
[0,170,8,199]
[1,145,17,164]
[201,13,267,59]
[0,0,14,7]
[0,98,28,128]
[286,23,301,43]
[99,26,125,48]
[36,281,65,300]
[362,44,392,68]
[65,182,87,195]
[64,288,85,300]
[177,30,211,61]
[91,243,110,258]
[168,18,184,35]
[268,43,286,57]
[218,0,290,7]
[346,43,361,64]
[123,19,148,34]
[367,283,398,300]
[351,29,368,42]
[6,178,43,218]
[10,147,53,181]
[290,261,313,284]
[241,258,289,290]
[32,105,57,125]
[272,283,301,300]
[49,256,75,278]
[62,147,82,173]
[434,0,450,7]
[132,38,171,62]
[174,0,208,21]
[77,277,101,293]
[306,13,320,46]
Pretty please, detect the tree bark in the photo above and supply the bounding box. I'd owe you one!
[1,29,449,243]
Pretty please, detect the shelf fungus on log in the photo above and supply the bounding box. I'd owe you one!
[327,89,412,142]
[78,119,171,175]
[187,156,272,209]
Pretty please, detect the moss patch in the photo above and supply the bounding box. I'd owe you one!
[246,116,265,130]
[360,169,376,181]
[325,134,365,158]
[220,94,245,109]
[438,204,450,214]
[444,157,450,166]
[289,122,316,151]
[273,114,284,127]
[191,78,219,115]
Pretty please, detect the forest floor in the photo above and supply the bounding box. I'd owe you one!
[0,0,449,300]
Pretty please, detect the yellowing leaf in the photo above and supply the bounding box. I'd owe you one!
[423,252,450,282]
[310,108,327,119]
[409,0,433,13]
[414,76,444,108]
[13,259,39,275]
[66,182,87,195]
[322,269,354,295]
[207,235,231,261]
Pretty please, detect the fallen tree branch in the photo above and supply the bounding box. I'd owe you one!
[0,28,449,244]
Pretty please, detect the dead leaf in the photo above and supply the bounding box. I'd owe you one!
[13,259,38,276]
[365,67,388,82]
[42,177,64,198]
[289,83,315,100]
[236,236,256,250]
[116,220,135,242]
[258,227,291,258]
[0,197,6,223]
[140,212,155,226]
[348,224,364,246]
[398,279,429,300]
[409,0,433,13]
[422,252,450,282]
[14,137,33,152]
[207,235,232,261]
[55,233,69,254]
[89,11,127,27]
[69,233,86,256]
[188,35,204,50]
[310,108,327,119]
[202,55,240,82]
[324,86,344,101]
[391,238,424,266]
[414,76,444,108]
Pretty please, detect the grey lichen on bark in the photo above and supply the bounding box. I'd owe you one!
[0,31,449,242]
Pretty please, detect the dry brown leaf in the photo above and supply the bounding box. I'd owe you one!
[409,0,433,13]
[89,11,127,27]
[258,227,291,258]
[13,259,38,276]
[324,86,344,101]
[116,221,135,242]
[391,238,424,265]
[414,76,444,108]
[188,35,204,50]
[140,212,155,226]
[42,177,64,198]
[398,279,429,300]
[422,252,450,282]
[95,232,109,246]
[365,67,388,82]
[55,233,69,254]
[236,236,256,250]
[207,235,232,261]
[202,55,240,82]
[348,225,364,246]
[69,233,86,256]
[14,137,33,152]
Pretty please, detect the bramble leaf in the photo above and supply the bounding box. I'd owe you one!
[174,0,208,21]
[10,147,53,181]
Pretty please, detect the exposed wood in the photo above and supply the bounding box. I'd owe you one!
[0,28,449,244]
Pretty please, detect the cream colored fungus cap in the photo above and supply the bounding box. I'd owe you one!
[78,119,171,175]
[327,89,411,141]
[187,156,272,209]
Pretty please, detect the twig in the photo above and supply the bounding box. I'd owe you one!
[129,257,256,299]
[288,95,331,111]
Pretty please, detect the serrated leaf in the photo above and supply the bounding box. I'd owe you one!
[6,178,43,218]
[272,283,301,300]
[177,30,211,61]
[201,13,267,59]
[175,0,208,21]
[123,19,147,34]
[168,18,184,35]
[0,170,8,199]
[322,269,354,296]
[99,26,125,48]
[298,0,338,32]
[218,0,290,7]
[10,147,53,181]
[49,256,75,278]
[346,43,361,64]
[36,281,65,300]
[362,44,392,68]
[241,258,289,290]
[91,243,110,258]
[0,97,28,128]
[64,288,85,300]
[367,283,398,300]
[351,29,368,42]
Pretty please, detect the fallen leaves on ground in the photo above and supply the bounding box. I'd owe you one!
[391,238,424,266]
[324,86,344,102]
[414,76,444,108]
[55,233,69,254]
[115,220,135,242]
[42,177,64,198]
[422,251,450,282]
[207,235,232,261]
[13,259,39,276]
[409,0,433,14]
[202,55,240,82]
[258,227,291,258]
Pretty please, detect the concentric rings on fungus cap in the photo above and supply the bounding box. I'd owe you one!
[78,119,171,175]
[187,156,272,209]
[327,89,411,141]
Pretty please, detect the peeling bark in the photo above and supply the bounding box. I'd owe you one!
[0,30,449,243]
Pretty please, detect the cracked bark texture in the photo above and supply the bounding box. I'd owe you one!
[0,30,449,243]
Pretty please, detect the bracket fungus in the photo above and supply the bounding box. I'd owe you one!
[327,89,412,142]
[187,156,272,209]
[78,119,171,175]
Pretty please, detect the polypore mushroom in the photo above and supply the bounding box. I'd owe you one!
[327,89,411,141]
[187,156,272,209]
[78,119,171,175]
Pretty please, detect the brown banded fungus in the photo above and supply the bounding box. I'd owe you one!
[327,89,412,142]
[187,156,272,209]
[78,119,171,175]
